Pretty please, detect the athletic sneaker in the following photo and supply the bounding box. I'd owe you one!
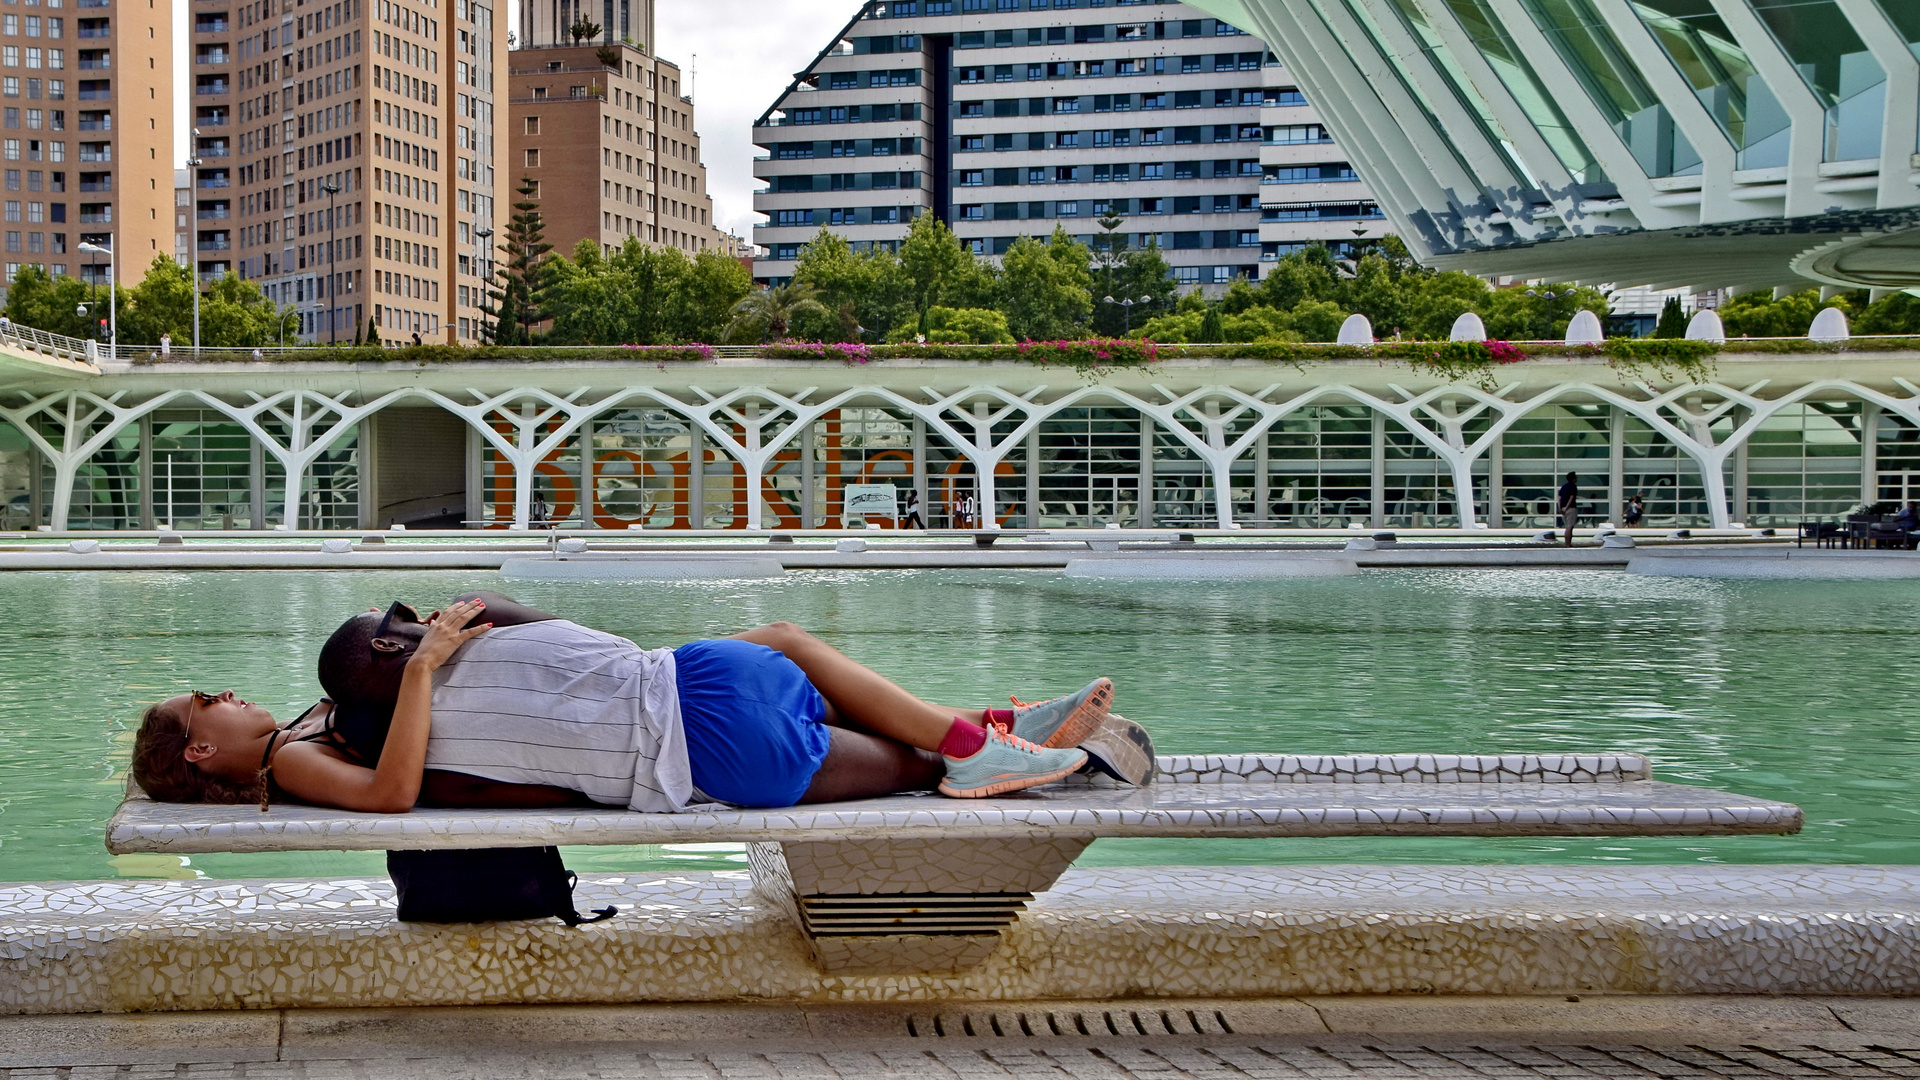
[940,727,1089,799]
[1078,713,1157,787]
[999,677,1114,749]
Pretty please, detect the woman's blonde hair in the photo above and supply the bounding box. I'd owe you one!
[129,698,270,809]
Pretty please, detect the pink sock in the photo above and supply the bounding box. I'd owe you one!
[982,708,1015,728]
[938,717,988,759]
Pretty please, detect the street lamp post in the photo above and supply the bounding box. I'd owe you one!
[77,240,115,353]
[321,180,340,346]
[473,226,493,341]
[186,141,202,355]
[1101,293,1154,335]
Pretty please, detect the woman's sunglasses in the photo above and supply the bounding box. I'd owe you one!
[181,688,221,742]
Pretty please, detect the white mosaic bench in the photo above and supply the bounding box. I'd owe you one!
[106,753,1802,975]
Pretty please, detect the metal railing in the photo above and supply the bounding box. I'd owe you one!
[0,323,99,365]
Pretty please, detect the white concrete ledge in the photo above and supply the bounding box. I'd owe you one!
[1630,547,1920,578]
[105,754,1798,855]
[4,865,1917,1014]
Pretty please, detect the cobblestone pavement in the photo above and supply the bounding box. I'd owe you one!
[6,1041,1920,1080]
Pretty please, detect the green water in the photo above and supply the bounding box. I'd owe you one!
[1,568,1916,882]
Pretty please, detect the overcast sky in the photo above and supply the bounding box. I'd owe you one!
[658,0,860,241]
[173,0,867,241]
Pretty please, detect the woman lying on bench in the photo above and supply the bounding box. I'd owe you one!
[130,593,1127,814]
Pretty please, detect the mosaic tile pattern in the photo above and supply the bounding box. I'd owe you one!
[1142,754,1652,785]
[5,865,1919,1014]
[106,757,1796,856]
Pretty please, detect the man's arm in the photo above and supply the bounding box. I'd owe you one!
[419,770,595,809]
[450,591,560,628]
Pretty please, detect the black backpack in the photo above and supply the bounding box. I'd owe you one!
[386,847,618,927]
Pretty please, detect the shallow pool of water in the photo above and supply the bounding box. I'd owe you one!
[1,567,1916,881]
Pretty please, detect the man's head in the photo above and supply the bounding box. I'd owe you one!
[319,602,430,706]
[1566,471,1578,483]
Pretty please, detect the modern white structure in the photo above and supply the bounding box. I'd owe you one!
[1190,0,1920,295]
[752,1,1383,289]
[0,333,1916,533]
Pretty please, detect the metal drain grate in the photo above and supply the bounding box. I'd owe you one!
[904,1008,1236,1038]
[798,892,1033,937]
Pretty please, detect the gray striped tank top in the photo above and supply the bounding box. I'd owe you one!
[423,620,694,812]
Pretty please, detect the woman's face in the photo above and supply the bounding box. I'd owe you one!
[168,690,278,780]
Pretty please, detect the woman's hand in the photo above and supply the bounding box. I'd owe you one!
[406,598,491,675]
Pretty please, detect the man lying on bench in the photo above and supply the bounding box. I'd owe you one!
[129,592,1149,815]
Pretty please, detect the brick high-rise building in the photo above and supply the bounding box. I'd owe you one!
[507,0,723,261]
[197,0,507,345]
[0,0,174,300]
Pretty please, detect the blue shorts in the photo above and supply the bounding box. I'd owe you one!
[673,639,831,808]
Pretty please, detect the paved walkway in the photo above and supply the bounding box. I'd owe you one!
[6,1039,1920,1080]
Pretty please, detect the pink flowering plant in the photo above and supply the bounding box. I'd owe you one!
[761,342,875,365]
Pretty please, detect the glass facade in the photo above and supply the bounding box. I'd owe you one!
[0,390,1901,531]
[1746,0,1886,162]
[1379,0,1544,188]
[1629,0,1792,168]
[1517,0,1702,176]
[1439,0,1608,184]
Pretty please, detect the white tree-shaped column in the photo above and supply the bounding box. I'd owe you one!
[0,390,181,530]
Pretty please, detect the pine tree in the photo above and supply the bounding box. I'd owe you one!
[1653,295,1687,339]
[487,177,553,346]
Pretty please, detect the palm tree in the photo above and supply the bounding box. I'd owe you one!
[726,282,827,343]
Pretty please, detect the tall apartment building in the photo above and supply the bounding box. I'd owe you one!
[751,0,1378,291]
[0,0,173,299]
[507,0,723,261]
[195,0,507,345]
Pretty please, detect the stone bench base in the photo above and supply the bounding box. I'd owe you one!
[5,864,1917,1015]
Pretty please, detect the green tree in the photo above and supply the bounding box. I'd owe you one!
[1652,295,1687,339]
[1482,283,1609,341]
[998,227,1093,341]
[1094,237,1177,337]
[3,263,95,338]
[487,177,554,345]
[122,255,197,347]
[198,271,298,347]
[567,15,601,43]
[1718,289,1858,338]
[790,228,913,342]
[1198,305,1224,343]
[671,249,753,342]
[1856,292,1920,335]
[1402,271,1493,340]
[889,306,1013,344]
[725,281,827,343]
[1258,245,1344,311]
[1289,299,1349,342]
[898,213,995,329]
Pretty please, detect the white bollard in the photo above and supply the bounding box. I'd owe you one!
[1449,312,1487,342]
[557,538,589,553]
[1564,309,1604,345]
[1685,309,1725,343]
[1337,313,1374,345]
[67,539,100,553]
[1809,307,1850,343]
[320,538,352,553]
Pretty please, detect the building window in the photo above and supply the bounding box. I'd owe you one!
[523,148,539,167]
[524,115,539,134]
